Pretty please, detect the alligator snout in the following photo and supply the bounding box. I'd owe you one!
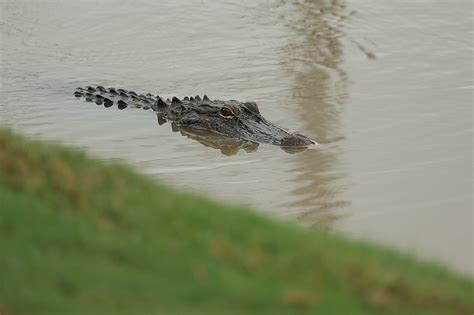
[280,133,315,147]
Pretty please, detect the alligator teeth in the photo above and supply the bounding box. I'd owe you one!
[108,88,118,95]
[183,96,189,101]
[203,94,210,101]
[195,95,201,101]
[117,88,127,94]
[96,85,106,92]
[86,86,96,92]
[190,97,194,102]
[172,96,182,104]
[119,91,128,97]
[74,91,83,97]
[128,91,137,96]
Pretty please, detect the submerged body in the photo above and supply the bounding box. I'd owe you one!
[74,86,315,151]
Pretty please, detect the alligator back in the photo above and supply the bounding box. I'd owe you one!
[74,86,158,111]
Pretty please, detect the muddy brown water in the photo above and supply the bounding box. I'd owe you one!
[1,0,472,275]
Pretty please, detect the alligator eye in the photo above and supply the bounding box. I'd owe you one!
[220,107,234,118]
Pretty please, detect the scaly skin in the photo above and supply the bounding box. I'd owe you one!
[74,86,315,148]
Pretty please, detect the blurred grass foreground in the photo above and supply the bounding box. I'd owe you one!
[0,127,472,315]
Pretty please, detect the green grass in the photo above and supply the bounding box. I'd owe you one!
[0,127,472,315]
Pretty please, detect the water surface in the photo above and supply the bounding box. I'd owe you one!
[1,0,472,275]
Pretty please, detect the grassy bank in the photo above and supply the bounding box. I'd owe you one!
[0,127,472,315]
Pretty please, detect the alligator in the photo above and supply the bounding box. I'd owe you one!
[74,86,316,154]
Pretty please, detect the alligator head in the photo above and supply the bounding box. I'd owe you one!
[157,95,315,148]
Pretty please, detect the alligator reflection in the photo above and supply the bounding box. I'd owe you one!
[164,118,309,156]
[169,120,258,156]
[274,0,369,227]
